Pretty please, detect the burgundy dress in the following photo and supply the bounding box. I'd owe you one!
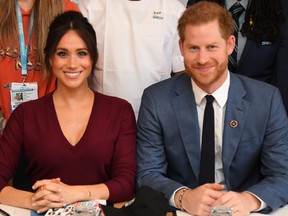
[0,91,136,203]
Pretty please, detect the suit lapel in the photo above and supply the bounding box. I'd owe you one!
[222,74,249,188]
[171,74,201,178]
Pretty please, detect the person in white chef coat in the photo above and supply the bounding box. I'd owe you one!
[72,0,185,117]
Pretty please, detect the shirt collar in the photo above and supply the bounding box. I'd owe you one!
[192,72,230,108]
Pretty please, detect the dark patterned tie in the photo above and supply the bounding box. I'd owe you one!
[228,2,245,73]
[199,95,215,185]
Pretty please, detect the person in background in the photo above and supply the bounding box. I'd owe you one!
[72,0,185,117]
[187,0,288,114]
[0,11,136,213]
[0,0,79,133]
[136,2,288,216]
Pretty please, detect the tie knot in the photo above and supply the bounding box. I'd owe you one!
[229,2,245,19]
[205,95,214,104]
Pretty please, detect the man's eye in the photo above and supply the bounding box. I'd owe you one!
[189,46,198,52]
[207,46,217,50]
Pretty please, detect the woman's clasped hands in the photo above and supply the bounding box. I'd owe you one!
[31,178,64,213]
[31,177,84,213]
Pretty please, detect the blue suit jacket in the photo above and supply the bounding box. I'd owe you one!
[186,0,288,114]
[136,73,288,211]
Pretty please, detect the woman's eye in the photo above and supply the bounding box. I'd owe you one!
[56,51,67,57]
[78,51,88,56]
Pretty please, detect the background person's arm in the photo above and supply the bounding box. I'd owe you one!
[0,111,6,136]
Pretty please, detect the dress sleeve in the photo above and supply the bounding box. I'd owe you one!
[104,102,136,203]
[0,106,24,191]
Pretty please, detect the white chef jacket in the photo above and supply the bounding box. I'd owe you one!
[75,0,185,117]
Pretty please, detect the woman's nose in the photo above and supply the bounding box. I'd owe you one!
[67,55,77,68]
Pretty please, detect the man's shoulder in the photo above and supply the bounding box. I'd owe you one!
[232,73,277,92]
[230,73,282,106]
[146,73,189,91]
[141,73,192,104]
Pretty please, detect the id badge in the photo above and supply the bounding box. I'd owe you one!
[10,82,38,112]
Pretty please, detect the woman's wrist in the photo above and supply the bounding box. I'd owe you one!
[87,190,92,200]
[80,186,92,201]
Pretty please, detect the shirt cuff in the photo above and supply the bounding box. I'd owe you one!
[169,186,188,208]
[245,191,268,211]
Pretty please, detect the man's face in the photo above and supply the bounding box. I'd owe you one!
[179,20,234,93]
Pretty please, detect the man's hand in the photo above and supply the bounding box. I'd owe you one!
[211,191,261,216]
[175,183,224,216]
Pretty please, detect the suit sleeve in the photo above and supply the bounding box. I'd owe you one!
[136,88,184,200]
[245,88,288,210]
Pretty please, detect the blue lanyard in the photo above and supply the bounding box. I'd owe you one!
[15,1,34,77]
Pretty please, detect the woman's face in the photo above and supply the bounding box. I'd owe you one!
[49,30,92,90]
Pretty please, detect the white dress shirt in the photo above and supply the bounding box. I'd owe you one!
[193,73,229,186]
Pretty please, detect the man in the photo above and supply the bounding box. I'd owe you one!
[187,0,288,115]
[136,2,288,216]
[72,0,185,117]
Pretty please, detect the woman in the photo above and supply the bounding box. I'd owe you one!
[0,0,79,132]
[0,11,136,213]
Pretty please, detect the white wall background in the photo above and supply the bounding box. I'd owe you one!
[178,0,188,6]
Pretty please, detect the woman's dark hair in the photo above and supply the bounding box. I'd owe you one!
[189,0,286,44]
[44,11,98,75]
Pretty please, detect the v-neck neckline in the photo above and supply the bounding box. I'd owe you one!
[50,92,96,149]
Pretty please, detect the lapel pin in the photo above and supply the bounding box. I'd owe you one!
[230,120,238,128]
